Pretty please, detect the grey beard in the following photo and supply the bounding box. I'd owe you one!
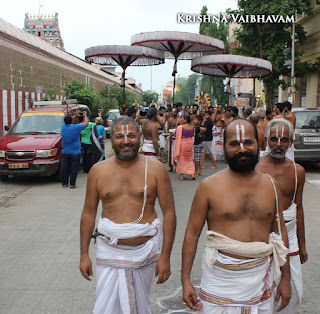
[269,146,286,159]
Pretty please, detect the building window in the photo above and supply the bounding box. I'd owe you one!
[301,76,307,107]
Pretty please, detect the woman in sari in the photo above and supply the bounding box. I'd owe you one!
[174,114,195,180]
[90,117,106,165]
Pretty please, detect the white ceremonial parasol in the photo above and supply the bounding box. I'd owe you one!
[85,45,165,105]
[191,54,272,105]
[131,31,224,104]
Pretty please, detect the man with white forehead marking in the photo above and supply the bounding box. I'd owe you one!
[80,117,176,313]
[182,119,291,313]
[257,118,307,314]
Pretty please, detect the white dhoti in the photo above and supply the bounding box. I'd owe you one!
[285,143,295,161]
[142,139,158,160]
[212,126,224,161]
[200,230,288,313]
[158,131,166,149]
[200,253,276,313]
[93,217,162,314]
[274,203,302,314]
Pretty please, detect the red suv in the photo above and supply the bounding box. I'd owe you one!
[0,100,90,181]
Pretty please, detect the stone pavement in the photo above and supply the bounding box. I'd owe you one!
[0,142,319,313]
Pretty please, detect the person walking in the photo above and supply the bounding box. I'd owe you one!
[193,115,204,176]
[91,117,106,166]
[80,117,95,173]
[61,111,88,188]
[174,114,195,180]
[80,117,176,313]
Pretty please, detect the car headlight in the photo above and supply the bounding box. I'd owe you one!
[0,150,5,158]
[36,149,58,157]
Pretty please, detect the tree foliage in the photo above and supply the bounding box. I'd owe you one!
[100,84,139,109]
[174,74,200,106]
[199,6,229,105]
[142,91,159,105]
[230,0,318,106]
[63,78,100,110]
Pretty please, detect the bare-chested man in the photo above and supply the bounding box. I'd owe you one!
[283,101,296,161]
[250,112,266,153]
[165,104,173,120]
[141,107,161,161]
[274,103,286,119]
[257,118,307,314]
[223,107,234,126]
[256,107,269,134]
[182,119,291,313]
[212,106,225,162]
[157,106,167,162]
[80,117,176,313]
[167,108,179,172]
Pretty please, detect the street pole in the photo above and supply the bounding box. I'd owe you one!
[291,10,296,105]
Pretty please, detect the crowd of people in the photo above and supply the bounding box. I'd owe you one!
[77,99,308,314]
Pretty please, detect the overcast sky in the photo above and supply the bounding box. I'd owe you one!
[2,0,237,94]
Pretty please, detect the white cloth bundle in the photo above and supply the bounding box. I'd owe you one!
[205,230,288,279]
[98,217,161,245]
[282,202,297,222]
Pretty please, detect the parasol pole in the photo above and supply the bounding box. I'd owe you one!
[121,69,126,105]
[172,57,178,105]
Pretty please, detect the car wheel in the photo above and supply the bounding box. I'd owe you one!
[0,175,9,182]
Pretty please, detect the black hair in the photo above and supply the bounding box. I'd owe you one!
[223,118,259,151]
[183,114,191,123]
[64,115,73,124]
[127,106,137,118]
[266,108,272,115]
[175,102,183,108]
[205,110,211,115]
[282,101,292,111]
[275,103,284,113]
[195,115,203,122]
[159,106,165,111]
[147,107,157,119]
[231,106,238,114]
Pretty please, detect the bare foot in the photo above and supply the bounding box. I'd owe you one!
[199,172,203,176]
[209,166,217,169]
[194,174,199,177]
[180,174,184,181]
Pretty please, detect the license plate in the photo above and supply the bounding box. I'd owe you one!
[303,137,320,143]
[8,163,29,169]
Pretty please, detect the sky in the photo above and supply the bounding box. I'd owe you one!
[1,0,237,94]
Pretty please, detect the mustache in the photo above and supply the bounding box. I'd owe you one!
[271,146,286,153]
[233,151,256,158]
[119,143,134,148]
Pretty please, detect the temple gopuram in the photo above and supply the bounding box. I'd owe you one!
[23,12,64,50]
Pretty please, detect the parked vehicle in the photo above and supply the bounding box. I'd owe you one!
[105,109,119,136]
[0,100,90,181]
[292,107,320,164]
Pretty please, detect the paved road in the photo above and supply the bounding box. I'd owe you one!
[0,141,319,313]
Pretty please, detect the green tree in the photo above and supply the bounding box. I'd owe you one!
[175,74,199,105]
[142,91,159,105]
[100,84,138,109]
[63,78,100,110]
[42,87,57,100]
[199,6,229,105]
[230,0,319,106]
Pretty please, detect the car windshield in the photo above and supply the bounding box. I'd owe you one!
[108,111,118,120]
[9,112,64,135]
[295,111,320,129]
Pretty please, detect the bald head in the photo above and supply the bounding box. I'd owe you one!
[249,113,259,125]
